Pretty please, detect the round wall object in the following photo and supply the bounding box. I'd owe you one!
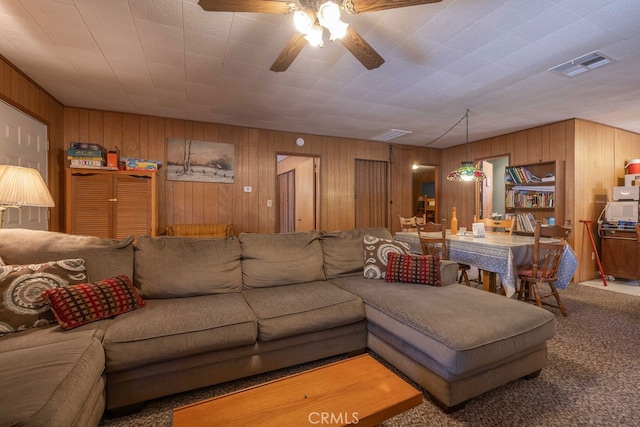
[296,137,305,146]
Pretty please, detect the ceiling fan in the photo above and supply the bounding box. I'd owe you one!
[198,0,442,72]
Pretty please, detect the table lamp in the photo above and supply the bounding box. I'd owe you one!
[0,165,55,228]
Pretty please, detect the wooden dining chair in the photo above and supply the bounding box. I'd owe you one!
[399,215,417,232]
[475,216,515,234]
[417,220,471,286]
[516,221,571,316]
[414,213,427,225]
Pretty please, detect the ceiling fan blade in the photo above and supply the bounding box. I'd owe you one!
[270,33,308,72]
[344,0,442,14]
[339,26,385,70]
[198,0,293,14]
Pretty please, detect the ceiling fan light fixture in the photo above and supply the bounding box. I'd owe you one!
[305,24,324,47]
[293,9,315,35]
[318,1,348,40]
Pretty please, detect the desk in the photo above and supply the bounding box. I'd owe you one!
[394,231,578,298]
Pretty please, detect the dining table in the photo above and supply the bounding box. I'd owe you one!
[394,231,579,298]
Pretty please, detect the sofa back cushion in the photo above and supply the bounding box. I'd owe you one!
[134,236,242,298]
[319,228,392,279]
[240,231,325,288]
[0,229,133,282]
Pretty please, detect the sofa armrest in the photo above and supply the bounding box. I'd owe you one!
[439,260,459,286]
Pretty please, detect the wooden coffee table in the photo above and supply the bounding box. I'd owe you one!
[173,354,422,426]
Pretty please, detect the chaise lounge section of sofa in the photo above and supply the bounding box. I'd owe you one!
[0,226,556,425]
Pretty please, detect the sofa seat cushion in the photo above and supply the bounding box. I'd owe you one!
[0,320,112,354]
[103,293,257,372]
[239,231,325,288]
[330,276,556,377]
[0,336,105,427]
[242,281,365,342]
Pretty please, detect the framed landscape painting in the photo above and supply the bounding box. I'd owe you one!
[167,138,235,183]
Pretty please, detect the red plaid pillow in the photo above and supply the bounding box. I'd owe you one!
[40,275,146,329]
[385,253,441,286]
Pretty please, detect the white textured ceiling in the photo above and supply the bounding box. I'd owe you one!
[1,0,639,148]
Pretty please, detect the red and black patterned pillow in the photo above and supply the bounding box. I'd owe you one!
[385,253,441,286]
[0,258,87,335]
[41,275,146,329]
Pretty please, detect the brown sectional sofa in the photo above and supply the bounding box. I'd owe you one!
[0,227,556,426]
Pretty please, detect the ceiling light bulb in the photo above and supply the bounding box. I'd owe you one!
[294,9,315,35]
[318,1,341,27]
[328,20,348,40]
[305,24,324,47]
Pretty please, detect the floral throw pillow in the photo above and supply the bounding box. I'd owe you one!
[385,253,441,286]
[0,259,87,335]
[41,275,146,330]
[363,235,410,279]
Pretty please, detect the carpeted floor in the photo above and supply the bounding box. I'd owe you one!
[100,283,640,427]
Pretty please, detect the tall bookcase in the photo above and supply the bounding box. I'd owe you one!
[66,168,157,239]
[505,160,564,234]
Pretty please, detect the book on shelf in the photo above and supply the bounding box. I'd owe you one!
[505,166,541,184]
[514,213,537,233]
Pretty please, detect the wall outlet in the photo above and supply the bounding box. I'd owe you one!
[267,199,273,207]
[243,186,252,192]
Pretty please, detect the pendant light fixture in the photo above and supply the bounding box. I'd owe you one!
[447,109,486,182]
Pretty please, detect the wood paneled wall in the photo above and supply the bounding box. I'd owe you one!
[5,55,640,283]
[0,56,65,230]
[62,108,441,235]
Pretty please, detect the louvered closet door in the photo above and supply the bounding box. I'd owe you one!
[66,171,112,238]
[114,173,154,239]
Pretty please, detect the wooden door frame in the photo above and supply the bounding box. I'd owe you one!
[275,153,320,233]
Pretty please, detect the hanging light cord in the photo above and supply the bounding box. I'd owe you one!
[423,109,469,147]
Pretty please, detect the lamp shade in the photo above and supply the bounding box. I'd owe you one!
[0,165,55,207]
[447,161,487,182]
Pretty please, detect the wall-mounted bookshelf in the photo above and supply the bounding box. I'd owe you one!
[505,161,564,234]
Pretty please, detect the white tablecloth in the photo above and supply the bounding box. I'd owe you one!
[394,231,578,297]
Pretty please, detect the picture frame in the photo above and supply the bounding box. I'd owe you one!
[166,138,235,183]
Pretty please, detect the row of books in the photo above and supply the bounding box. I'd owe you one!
[513,213,537,233]
[505,166,541,184]
[506,189,554,208]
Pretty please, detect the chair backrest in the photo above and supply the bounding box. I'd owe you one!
[531,221,566,280]
[477,216,515,234]
[414,213,427,225]
[539,223,572,241]
[399,215,417,232]
[416,220,447,258]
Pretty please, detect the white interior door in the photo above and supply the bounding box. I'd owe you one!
[0,100,49,230]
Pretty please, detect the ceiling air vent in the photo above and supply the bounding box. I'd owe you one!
[371,129,412,142]
[548,51,615,77]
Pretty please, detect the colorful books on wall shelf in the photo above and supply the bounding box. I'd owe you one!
[513,213,537,233]
[505,166,542,184]
[506,186,555,208]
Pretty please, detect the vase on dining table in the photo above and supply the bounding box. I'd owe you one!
[451,207,458,235]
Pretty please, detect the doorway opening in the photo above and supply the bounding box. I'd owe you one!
[412,164,439,223]
[276,154,319,232]
[475,156,509,221]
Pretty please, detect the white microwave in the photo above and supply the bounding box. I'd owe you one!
[605,201,638,222]
[613,186,639,201]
